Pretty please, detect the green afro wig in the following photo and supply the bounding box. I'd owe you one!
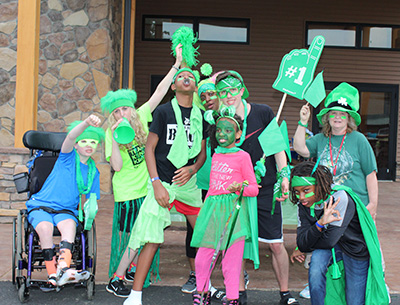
[101,89,137,114]
[68,121,105,143]
[171,26,199,68]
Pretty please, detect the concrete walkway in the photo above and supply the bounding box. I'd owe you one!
[1,181,399,302]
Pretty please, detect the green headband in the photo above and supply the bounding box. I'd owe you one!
[172,68,198,85]
[198,82,216,97]
[101,89,137,114]
[291,176,317,187]
[68,121,105,143]
[204,105,241,130]
[216,76,242,91]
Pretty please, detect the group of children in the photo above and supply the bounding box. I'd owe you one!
[25,45,389,305]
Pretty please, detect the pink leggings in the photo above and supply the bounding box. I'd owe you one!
[195,240,244,300]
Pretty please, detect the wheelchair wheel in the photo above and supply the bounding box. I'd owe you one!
[87,222,97,274]
[86,275,95,300]
[12,217,17,286]
[18,281,28,303]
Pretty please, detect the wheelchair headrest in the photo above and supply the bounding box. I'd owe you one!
[23,130,67,152]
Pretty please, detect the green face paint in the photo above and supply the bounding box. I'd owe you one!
[216,119,237,148]
[295,192,315,199]
[329,114,347,120]
[177,75,195,83]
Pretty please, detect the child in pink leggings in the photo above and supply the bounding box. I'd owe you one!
[191,106,259,305]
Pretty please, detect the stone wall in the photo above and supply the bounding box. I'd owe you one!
[0,0,125,212]
[0,147,30,223]
[0,0,17,147]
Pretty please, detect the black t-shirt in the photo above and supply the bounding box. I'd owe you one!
[149,101,208,183]
[296,190,369,260]
[240,103,278,198]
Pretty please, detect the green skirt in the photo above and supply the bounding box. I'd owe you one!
[191,193,260,269]
[191,193,249,249]
[128,175,202,251]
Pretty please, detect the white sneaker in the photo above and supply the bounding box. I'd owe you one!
[123,290,142,305]
[57,267,90,286]
[299,285,310,299]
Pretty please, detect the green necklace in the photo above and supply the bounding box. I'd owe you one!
[75,151,96,221]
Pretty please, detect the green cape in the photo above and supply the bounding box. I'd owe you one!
[324,185,389,305]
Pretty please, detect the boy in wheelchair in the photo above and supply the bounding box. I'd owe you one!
[25,115,104,288]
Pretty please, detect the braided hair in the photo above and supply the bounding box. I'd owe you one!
[208,113,243,151]
[289,161,333,205]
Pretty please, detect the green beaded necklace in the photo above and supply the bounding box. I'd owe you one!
[75,151,96,221]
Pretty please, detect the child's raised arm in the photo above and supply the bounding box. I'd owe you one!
[147,44,183,112]
[61,115,101,153]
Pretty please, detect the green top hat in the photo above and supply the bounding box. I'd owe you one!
[317,82,361,126]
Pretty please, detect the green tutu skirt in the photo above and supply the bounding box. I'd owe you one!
[191,193,259,269]
[191,193,249,249]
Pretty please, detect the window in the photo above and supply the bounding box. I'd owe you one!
[307,24,356,47]
[198,18,249,43]
[143,15,250,44]
[306,22,400,50]
[143,17,193,40]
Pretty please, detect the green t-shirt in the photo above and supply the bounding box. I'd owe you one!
[105,103,152,202]
[306,131,377,206]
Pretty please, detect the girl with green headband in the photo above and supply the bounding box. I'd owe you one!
[191,108,259,305]
[289,161,388,305]
[25,114,104,288]
[102,45,183,298]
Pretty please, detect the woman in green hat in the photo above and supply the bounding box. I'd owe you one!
[293,82,378,219]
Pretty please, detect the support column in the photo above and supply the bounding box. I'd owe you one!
[14,0,41,147]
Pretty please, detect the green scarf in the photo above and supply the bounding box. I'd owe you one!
[324,185,389,305]
[75,151,96,222]
[215,146,242,154]
[167,97,203,168]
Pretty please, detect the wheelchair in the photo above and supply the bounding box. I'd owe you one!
[12,130,97,302]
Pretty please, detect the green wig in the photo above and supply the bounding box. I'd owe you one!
[101,89,137,114]
[171,26,199,68]
[68,121,105,143]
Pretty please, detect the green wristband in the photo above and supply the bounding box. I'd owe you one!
[298,120,308,128]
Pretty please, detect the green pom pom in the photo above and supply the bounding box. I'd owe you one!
[171,26,199,68]
[192,70,200,84]
[200,63,213,77]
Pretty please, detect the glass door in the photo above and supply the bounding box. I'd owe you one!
[313,82,398,180]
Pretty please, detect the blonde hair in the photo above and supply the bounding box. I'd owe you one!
[321,112,357,137]
[107,107,147,149]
